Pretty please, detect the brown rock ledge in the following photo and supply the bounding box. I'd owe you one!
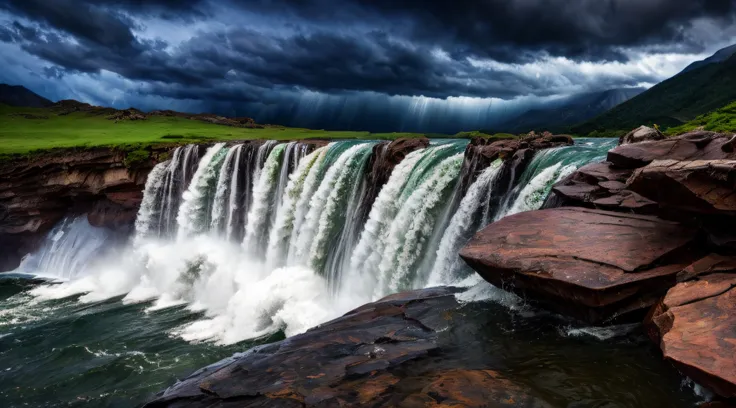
[459,207,698,322]
[647,255,736,399]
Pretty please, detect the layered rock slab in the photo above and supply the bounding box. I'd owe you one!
[627,159,736,215]
[647,255,736,399]
[144,287,554,408]
[460,207,697,322]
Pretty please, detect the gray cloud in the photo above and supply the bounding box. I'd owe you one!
[0,0,734,131]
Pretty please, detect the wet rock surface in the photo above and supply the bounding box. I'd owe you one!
[627,159,736,215]
[465,130,736,399]
[460,207,697,322]
[145,287,553,407]
[146,286,698,407]
[647,255,736,399]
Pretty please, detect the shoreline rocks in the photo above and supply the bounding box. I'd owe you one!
[460,207,699,322]
[463,130,736,400]
[144,287,556,408]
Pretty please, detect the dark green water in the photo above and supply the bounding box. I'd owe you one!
[0,276,281,407]
[0,276,702,407]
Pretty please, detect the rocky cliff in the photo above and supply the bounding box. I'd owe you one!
[462,131,736,402]
[0,147,168,271]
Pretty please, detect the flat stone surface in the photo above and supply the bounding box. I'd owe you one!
[608,131,736,169]
[627,159,736,215]
[144,287,555,407]
[460,207,697,321]
[649,270,736,398]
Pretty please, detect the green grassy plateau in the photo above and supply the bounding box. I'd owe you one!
[665,100,736,135]
[0,104,426,159]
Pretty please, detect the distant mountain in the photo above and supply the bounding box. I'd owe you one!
[681,44,736,74]
[0,84,53,108]
[573,50,736,136]
[495,88,645,133]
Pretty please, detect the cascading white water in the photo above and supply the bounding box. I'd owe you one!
[158,145,200,236]
[243,144,286,254]
[380,153,464,295]
[134,161,169,243]
[15,217,117,281]
[347,142,468,298]
[291,143,375,271]
[266,147,327,270]
[428,160,503,286]
[496,139,615,219]
[24,138,616,345]
[177,143,227,239]
[210,146,240,233]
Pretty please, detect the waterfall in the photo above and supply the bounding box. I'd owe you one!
[177,144,228,239]
[266,147,327,270]
[210,146,240,233]
[496,138,617,219]
[158,145,200,237]
[243,144,286,254]
[24,138,616,345]
[347,141,468,298]
[15,217,117,281]
[428,160,503,285]
[134,161,169,242]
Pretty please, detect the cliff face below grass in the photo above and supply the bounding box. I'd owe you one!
[0,147,172,271]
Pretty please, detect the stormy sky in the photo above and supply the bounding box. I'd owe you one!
[1,0,735,132]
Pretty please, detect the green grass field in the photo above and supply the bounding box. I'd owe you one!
[0,104,428,158]
[665,100,736,135]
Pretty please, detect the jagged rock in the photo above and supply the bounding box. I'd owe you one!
[619,125,666,145]
[460,207,698,322]
[646,257,736,398]
[459,134,572,196]
[627,159,736,215]
[551,162,658,213]
[608,131,736,169]
[144,287,554,407]
[700,402,736,408]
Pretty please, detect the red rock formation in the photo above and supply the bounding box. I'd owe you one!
[647,258,736,398]
[627,159,736,215]
[460,207,699,322]
[608,131,736,169]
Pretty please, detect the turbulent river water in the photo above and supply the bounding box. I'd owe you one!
[0,138,704,407]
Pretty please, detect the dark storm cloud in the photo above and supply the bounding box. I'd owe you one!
[237,0,736,62]
[0,0,734,105]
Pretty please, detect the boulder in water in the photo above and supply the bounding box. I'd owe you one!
[646,255,736,398]
[459,207,698,322]
[144,287,554,407]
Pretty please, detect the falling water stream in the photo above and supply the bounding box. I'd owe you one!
[0,138,702,407]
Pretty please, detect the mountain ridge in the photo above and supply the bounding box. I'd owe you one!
[573,49,736,136]
[495,87,645,134]
[0,84,53,108]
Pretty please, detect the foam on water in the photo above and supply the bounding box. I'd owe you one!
[20,138,617,346]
